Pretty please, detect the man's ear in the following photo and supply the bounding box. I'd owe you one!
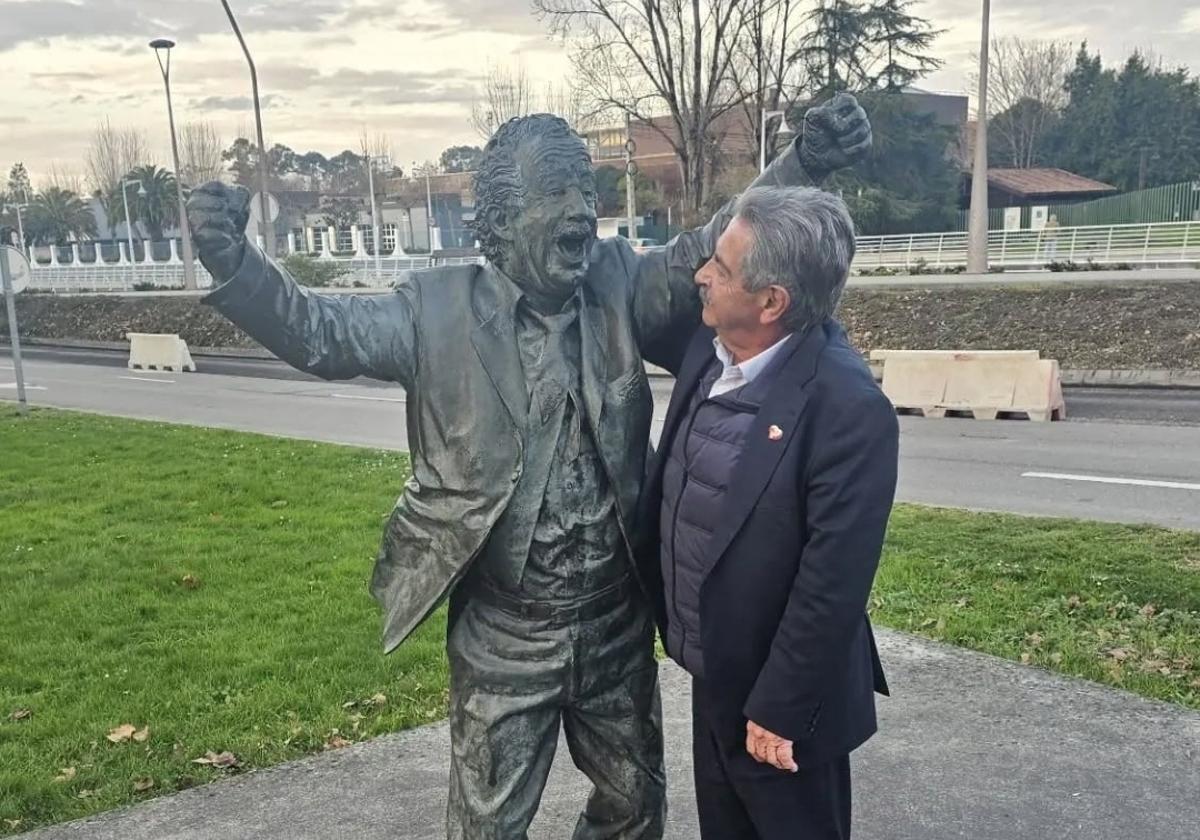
[488,206,515,243]
[760,284,791,326]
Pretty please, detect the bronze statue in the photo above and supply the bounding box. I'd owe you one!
[186,93,870,839]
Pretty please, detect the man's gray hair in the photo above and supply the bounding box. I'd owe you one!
[733,186,856,332]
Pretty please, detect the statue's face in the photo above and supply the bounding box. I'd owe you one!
[499,133,598,304]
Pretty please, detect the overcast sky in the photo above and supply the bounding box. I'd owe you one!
[1,0,1197,186]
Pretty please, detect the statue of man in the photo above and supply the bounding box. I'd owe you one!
[186,94,870,839]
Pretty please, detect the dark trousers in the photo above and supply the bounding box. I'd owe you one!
[692,679,852,840]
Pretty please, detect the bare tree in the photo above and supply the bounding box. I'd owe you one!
[84,118,151,201]
[40,162,85,196]
[178,122,226,186]
[543,81,595,132]
[535,0,748,217]
[972,37,1073,168]
[727,0,808,169]
[470,62,538,139]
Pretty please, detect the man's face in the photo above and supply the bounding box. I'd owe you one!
[694,217,767,337]
[503,134,598,302]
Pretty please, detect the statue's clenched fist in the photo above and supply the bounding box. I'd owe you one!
[187,181,251,281]
[798,92,872,180]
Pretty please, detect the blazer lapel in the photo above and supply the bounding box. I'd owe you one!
[704,325,828,571]
[579,290,609,428]
[469,265,527,430]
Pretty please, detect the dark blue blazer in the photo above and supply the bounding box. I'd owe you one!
[636,320,899,767]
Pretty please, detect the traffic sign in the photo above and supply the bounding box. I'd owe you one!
[249,192,280,224]
[0,245,30,411]
[1,246,30,295]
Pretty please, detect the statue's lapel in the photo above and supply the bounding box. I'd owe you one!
[470,265,527,429]
[579,287,609,426]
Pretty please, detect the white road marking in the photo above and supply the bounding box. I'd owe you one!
[0,383,46,390]
[119,376,176,384]
[330,392,406,404]
[1022,472,1200,492]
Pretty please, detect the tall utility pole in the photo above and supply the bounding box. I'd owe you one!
[220,1,275,256]
[150,39,197,290]
[366,154,388,275]
[624,115,637,241]
[966,0,991,274]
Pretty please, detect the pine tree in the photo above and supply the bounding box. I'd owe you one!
[866,0,944,91]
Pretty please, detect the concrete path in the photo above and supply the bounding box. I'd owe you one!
[20,630,1200,840]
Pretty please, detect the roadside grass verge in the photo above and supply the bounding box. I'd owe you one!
[2,405,1197,833]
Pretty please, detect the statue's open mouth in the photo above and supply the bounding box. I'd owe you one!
[555,232,591,265]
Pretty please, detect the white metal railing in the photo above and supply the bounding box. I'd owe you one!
[25,221,1200,292]
[853,221,1200,272]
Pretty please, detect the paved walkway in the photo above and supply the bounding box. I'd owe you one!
[20,630,1200,840]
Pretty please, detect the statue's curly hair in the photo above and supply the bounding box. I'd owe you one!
[471,113,588,265]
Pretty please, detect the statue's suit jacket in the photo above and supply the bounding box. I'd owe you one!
[202,147,816,653]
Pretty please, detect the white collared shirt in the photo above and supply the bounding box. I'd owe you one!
[708,333,794,398]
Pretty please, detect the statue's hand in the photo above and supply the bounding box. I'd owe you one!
[187,181,250,280]
[798,92,872,181]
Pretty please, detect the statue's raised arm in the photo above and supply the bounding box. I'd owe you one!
[187,182,418,387]
[630,92,871,374]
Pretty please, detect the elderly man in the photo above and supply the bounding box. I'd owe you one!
[186,99,869,839]
[635,187,899,839]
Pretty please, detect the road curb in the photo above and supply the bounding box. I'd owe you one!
[8,339,1200,389]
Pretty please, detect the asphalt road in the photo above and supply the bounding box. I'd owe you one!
[5,346,1200,530]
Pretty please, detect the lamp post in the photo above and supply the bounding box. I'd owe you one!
[413,160,434,253]
[121,178,146,276]
[219,1,275,257]
[967,0,991,274]
[366,154,389,276]
[149,38,197,290]
[760,108,794,173]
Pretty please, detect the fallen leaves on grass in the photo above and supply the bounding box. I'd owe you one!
[133,777,155,792]
[106,724,150,744]
[324,731,352,750]
[181,574,201,590]
[107,724,136,743]
[192,751,241,769]
[8,708,32,722]
[53,767,77,783]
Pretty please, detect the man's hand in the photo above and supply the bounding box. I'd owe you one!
[187,181,251,280]
[746,720,798,773]
[798,92,872,181]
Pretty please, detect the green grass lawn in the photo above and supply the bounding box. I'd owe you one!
[2,406,1198,834]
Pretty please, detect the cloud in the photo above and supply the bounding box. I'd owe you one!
[428,0,547,35]
[192,93,287,111]
[0,0,346,53]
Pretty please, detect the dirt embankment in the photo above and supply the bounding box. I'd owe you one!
[5,284,1199,370]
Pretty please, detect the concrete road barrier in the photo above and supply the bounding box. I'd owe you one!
[871,349,1065,421]
[126,332,196,373]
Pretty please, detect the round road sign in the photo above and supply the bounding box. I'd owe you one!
[249,192,281,224]
[1,246,31,295]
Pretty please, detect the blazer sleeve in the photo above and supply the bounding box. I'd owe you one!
[201,244,418,388]
[630,141,825,375]
[742,387,899,742]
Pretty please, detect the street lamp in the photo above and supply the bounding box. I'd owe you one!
[366,154,389,276]
[760,109,794,173]
[219,1,275,257]
[967,0,992,274]
[121,178,147,277]
[149,38,198,290]
[413,160,434,253]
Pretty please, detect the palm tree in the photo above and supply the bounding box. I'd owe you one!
[106,165,179,241]
[26,187,98,246]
